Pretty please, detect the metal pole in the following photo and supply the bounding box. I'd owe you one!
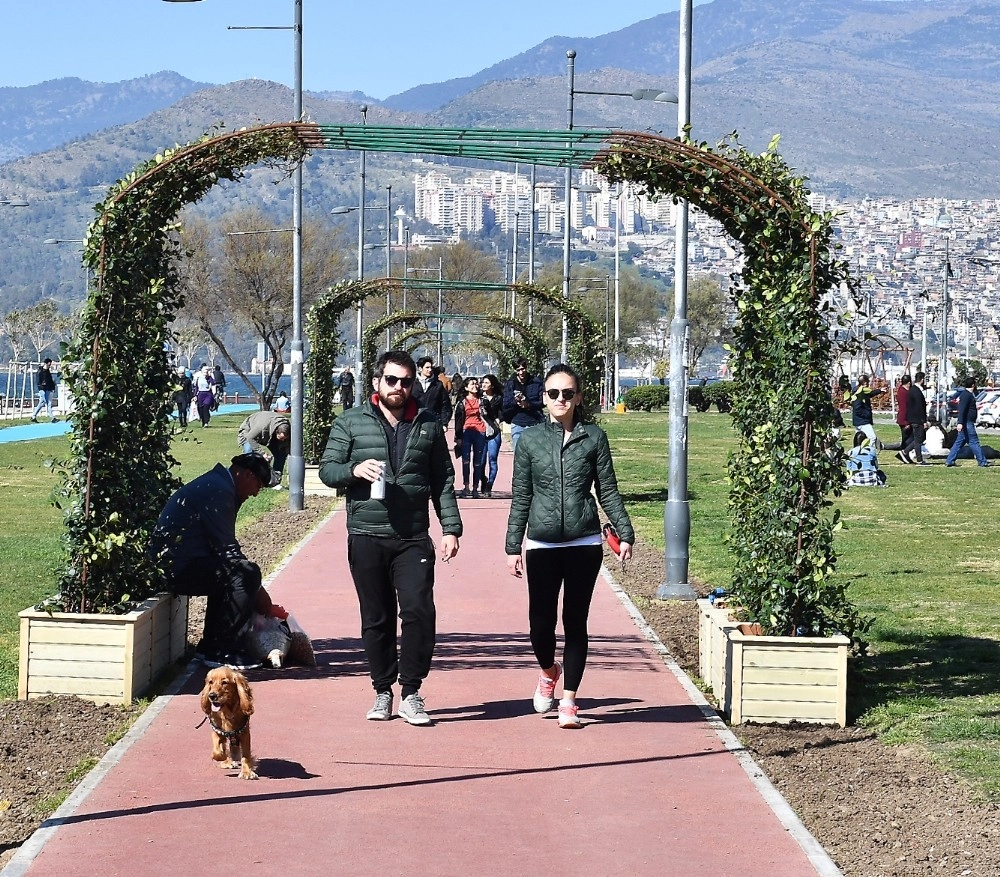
[385,185,392,349]
[437,258,444,365]
[561,50,575,362]
[921,296,929,372]
[355,106,367,382]
[965,304,970,361]
[659,0,696,600]
[402,228,409,312]
[528,164,536,326]
[940,235,949,416]
[512,210,519,331]
[288,0,305,511]
[605,275,611,409]
[614,184,621,405]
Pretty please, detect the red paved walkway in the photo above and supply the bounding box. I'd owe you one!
[3,458,841,877]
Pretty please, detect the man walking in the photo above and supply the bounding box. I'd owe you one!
[945,377,990,468]
[30,358,58,423]
[338,366,356,410]
[850,374,884,447]
[412,356,452,426]
[501,358,545,451]
[895,374,912,453]
[319,350,462,726]
[900,371,931,466]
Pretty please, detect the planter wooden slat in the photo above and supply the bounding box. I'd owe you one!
[304,465,338,496]
[18,593,189,705]
[729,630,849,727]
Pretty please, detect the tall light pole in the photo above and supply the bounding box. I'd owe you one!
[44,238,87,298]
[562,50,576,362]
[163,0,306,512]
[560,55,675,383]
[357,105,368,380]
[936,210,953,418]
[614,184,622,405]
[658,0,697,600]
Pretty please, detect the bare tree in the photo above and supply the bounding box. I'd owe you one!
[686,274,731,375]
[176,208,351,406]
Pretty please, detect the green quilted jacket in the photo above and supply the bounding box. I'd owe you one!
[505,420,635,554]
[318,398,462,539]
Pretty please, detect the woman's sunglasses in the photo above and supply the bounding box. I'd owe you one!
[546,388,577,401]
[382,374,414,388]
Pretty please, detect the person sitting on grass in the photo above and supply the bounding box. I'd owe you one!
[846,431,887,487]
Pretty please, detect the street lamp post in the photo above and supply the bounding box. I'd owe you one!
[659,0,697,600]
[560,52,676,384]
[44,238,87,298]
[936,211,953,417]
[163,0,306,512]
[562,50,576,362]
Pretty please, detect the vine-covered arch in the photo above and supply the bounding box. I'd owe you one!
[62,120,862,643]
[303,278,602,463]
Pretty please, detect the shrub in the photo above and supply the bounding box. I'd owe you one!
[622,384,669,412]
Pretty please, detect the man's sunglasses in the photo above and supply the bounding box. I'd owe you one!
[382,374,414,388]
[546,388,577,401]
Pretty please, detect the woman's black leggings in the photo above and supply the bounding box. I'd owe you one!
[525,544,604,692]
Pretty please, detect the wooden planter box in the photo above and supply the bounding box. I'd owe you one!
[727,629,849,727]
[18,593,189,706]
[304,464,338,496]
[697,599,740,710]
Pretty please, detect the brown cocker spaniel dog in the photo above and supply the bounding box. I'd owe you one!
[200,666,257,780]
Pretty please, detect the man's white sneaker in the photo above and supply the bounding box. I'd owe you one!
[399,693,432,725]
[366,690,393,721]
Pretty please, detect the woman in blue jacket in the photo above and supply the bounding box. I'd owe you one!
[505,363,634,729]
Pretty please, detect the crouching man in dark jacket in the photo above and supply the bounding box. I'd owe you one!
[319,350,462,726]
[148,453,275,670]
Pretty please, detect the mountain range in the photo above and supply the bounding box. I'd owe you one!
[3,0,1000,310]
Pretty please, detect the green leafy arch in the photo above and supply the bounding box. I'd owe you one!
[59,121,862,642]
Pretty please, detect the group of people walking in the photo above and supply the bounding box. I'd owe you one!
[153,348,634,732]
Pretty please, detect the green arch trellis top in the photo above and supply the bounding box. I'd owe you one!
[306,124,615,167]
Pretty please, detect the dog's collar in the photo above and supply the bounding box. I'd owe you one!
[208,714,250,740]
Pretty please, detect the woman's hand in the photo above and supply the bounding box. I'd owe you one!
[619,542,633,565]
[507,554,523,578]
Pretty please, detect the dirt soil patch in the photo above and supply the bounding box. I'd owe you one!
[4,498,1000,876]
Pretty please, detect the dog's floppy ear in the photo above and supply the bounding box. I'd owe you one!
[236,671,254,716]
[199,672,213,716]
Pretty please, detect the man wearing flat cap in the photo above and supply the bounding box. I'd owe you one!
[148,453,275,669]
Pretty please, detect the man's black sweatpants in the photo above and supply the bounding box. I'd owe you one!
[347,533,437,695]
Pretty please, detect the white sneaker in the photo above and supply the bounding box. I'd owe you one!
[399,693,432,725]
[366,690,393,721]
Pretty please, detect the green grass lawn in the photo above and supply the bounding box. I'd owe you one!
[602,410,1000,799]
[0,413,286,699]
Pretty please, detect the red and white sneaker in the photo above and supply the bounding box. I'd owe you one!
[557,700,582,729]
[532,662,561,713]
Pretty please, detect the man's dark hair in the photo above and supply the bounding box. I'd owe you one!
[857,374,870,385]
[43,358,52,365]
[915,371,925,383]
[514,358,529,370]
[374,350,416,378]
[417,356,433,369]
[900,374,911,386]
[963,376,976,388]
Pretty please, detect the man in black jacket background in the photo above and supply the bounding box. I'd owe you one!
[412,356,452,426]
[501,358,544,452]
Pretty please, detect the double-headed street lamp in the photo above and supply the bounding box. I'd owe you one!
[164,0,306,512]
[562,49,677,362]
[1,196,28,208]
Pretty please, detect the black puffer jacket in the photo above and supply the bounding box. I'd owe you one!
[505,420,635,553]
[318,397,462,539]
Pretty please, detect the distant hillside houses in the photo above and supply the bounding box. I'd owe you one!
[413,166,677,238]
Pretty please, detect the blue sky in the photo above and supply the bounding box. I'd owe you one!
[0,0,697,100]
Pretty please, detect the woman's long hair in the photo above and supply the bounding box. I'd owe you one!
[544,363,592,425]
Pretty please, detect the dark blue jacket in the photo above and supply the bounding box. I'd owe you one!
[955,388,979,425]
[501,373,544,427]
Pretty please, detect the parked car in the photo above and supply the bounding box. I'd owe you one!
[976,391,1000,427]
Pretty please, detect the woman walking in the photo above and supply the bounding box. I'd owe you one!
[479,374,504,497]
[505,364,634,728]
[453,376,487,497]
[193,364,215,428]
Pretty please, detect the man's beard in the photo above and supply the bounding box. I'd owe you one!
[378,387,407,412]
